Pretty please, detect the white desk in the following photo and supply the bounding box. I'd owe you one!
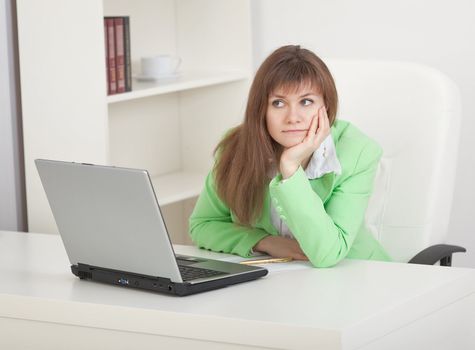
[1,230,474,350]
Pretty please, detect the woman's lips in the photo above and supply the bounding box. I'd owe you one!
[283,129,307,133]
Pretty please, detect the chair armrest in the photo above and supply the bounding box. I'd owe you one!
[408,244,466,266]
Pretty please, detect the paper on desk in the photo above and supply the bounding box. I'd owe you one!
[174,245,313,273]
[219,255,313,273]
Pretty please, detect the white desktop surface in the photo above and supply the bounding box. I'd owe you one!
[1,230,474,350]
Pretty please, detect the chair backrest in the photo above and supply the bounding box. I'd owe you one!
[326,60,462,262]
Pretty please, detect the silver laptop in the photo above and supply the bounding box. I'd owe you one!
[35,159,267,296]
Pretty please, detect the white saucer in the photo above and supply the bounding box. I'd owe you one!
[134,72,181,82]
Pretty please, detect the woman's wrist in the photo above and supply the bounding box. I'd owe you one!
[280,162,299,179]
[279,154,301,179]
[253,236,271,253]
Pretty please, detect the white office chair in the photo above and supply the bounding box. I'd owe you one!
[326,60,466,265]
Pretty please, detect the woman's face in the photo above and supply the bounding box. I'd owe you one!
[266,84,324,148]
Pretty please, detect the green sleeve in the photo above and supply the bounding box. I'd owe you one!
[189,172,270,257]
[269,141,383,267]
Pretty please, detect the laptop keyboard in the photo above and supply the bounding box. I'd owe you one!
[178,265,226,281]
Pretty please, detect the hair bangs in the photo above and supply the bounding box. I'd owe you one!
[267,60,323,96]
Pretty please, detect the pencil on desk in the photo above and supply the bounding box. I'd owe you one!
[240,257,293,265]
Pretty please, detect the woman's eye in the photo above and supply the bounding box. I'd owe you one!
[301,98,313,106]
[272,100,284,108]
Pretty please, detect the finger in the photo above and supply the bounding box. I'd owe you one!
[295,254,309,261]
[313,109,325,138]
[313,110,327,147]
[315,106,326,131]
[319,113,328,139]
[320,106,331,133]
[319,108,325,131]
[323,106,330,130]
[306,113,319,140]
[322,104,328,118]
[291,252,302,260]
[324,109,331,137]
[312,111,320,134]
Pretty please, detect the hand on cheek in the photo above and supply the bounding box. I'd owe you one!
[280,106,330,179]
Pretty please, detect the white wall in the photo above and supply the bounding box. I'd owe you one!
[251,0,475,268]
[0,0,26,232]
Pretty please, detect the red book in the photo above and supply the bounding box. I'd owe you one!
[106,18,117,95]
[103,19,110,95]
[114,17,126,93]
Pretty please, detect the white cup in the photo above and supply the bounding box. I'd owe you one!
[140,55,181,78]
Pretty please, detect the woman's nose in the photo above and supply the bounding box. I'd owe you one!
[285,104,302,124]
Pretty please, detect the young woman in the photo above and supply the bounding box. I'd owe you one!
[189,45,391,267]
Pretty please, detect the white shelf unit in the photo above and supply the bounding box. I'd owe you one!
[107,70,249,103]
[151,171,205,206]
[17,0,252,243]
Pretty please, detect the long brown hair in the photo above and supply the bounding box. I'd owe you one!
[213,45,338,226]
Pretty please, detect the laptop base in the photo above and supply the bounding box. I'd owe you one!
[72,263,267,296]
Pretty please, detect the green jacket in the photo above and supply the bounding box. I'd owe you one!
[189,120,391,267]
